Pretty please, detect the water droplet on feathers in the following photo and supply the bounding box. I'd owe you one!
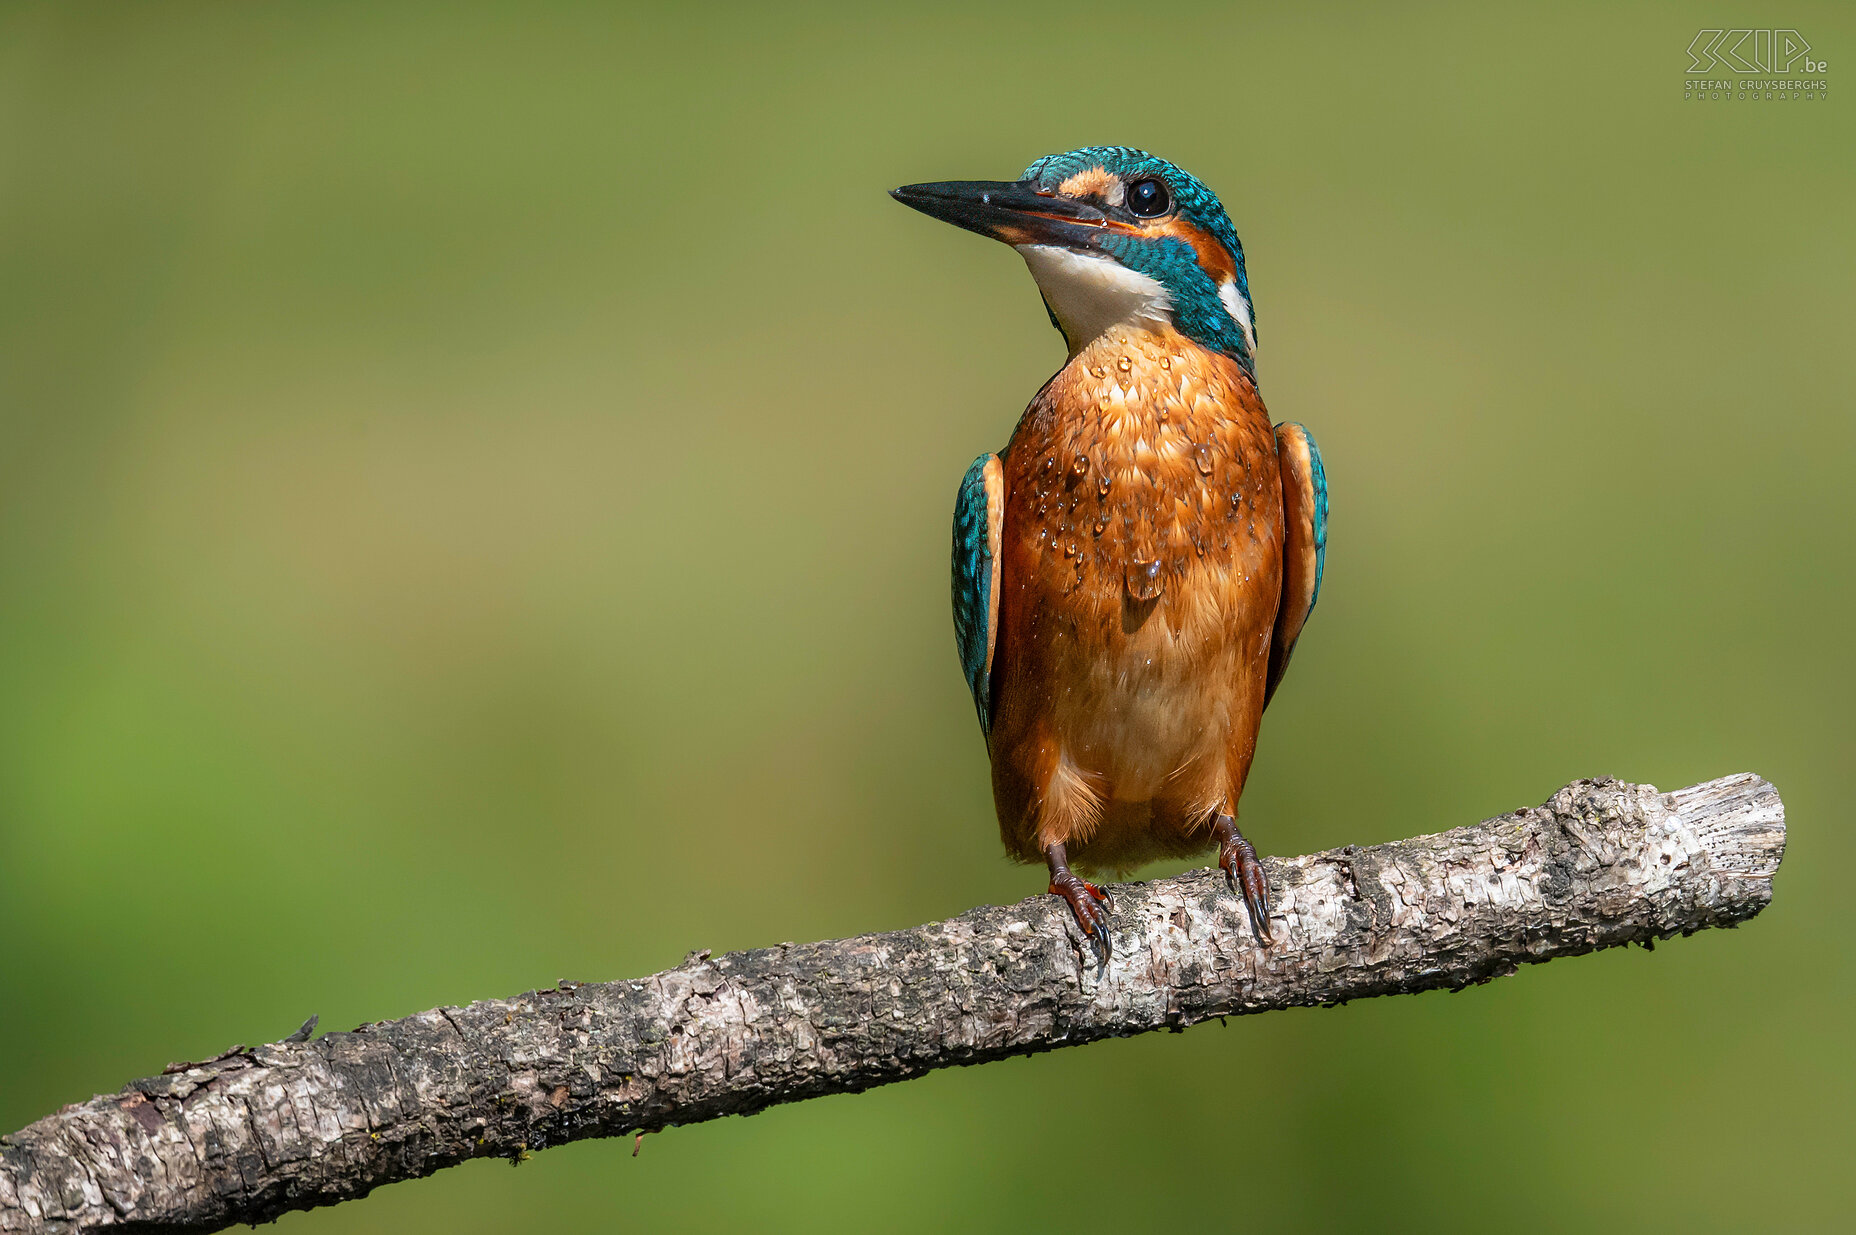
[1126,558,1163,602]
[1071,454,1088,477]
[1192,444,1214,475]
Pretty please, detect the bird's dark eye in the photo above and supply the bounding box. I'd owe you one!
[1126,178,1170,218]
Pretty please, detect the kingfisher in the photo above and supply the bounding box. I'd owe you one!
[892,146,1327,953]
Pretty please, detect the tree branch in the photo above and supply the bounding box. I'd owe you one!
[0,774,1785,1233]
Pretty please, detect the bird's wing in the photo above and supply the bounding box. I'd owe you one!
[951,453,1005,736]
[1264,422,1328,710]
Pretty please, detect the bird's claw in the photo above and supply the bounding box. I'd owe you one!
[1215,818,1274,945]
[1049,874,1113,958]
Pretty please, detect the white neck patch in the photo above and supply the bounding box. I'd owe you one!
[1016,244,1172,354]
[1218,280,1256,354]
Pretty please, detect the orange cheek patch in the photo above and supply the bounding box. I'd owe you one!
[1147,219,1236,284]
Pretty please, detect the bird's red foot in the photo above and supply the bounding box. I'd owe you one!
[1213,814,1274,944]
[1045,843,1112,957]
[1049,872,1113,953]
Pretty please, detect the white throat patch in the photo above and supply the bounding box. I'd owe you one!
[1016,244,1172,354]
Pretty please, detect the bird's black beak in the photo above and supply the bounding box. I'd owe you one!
[890,180,1108,249]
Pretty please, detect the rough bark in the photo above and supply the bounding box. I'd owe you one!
[0,774,1785,1233]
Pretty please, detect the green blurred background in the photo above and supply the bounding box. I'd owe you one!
[2,2,1851,1230]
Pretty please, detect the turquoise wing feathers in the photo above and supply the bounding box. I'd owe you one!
[951,454,1004,736]
[1264,422,1328,709]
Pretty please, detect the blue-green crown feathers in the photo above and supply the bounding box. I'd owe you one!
[1023,147,1257,371]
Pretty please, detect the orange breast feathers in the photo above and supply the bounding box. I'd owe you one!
[985,325,1284,870]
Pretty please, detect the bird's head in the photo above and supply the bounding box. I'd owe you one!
[892,146,1256,372]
